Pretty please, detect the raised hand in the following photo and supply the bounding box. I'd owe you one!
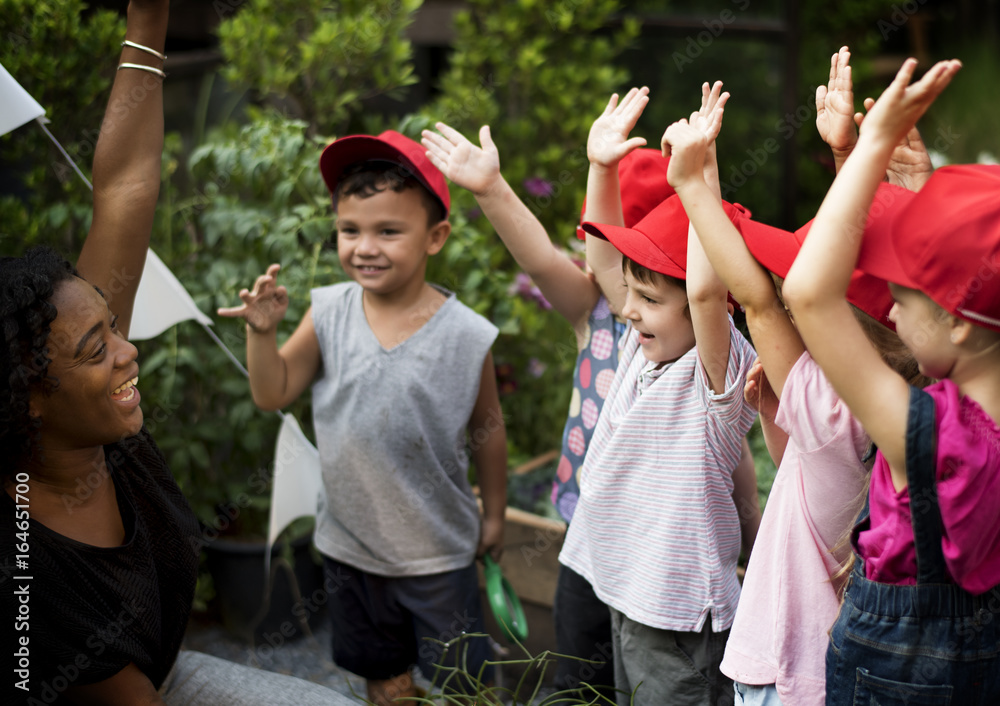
[859,58,961,148]
[422,123,501,197]
[662,84,729,191]
[816,46,858,158]
[690,81,729,190]
[587,86,650,169]
[856,97,934,191]
[217,263,289,334]
[692,80,729,145]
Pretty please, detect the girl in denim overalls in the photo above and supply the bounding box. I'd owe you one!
[784,57,1000,704]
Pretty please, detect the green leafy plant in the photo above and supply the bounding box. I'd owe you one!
[217,0,423,135]
[0,0,123,255]
[416,0,641,460]
[138,112,340,534]
[400,633,633,705]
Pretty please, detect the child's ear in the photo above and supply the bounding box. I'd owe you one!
[949,316,975,346]
[426,220,451,256]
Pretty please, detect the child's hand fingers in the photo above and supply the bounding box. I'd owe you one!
[889,57,919,93]
[816,84,828,115]
[250,272,276,297]
[478,124,497,154]
[703,81,724,114]
[602,92,620,116]
[422,136,452,167]
[618,89,650,129]
[618,136,648,158]
[216,303,248,318]
[420,129,451,155]
[616,86,647,114]
[433,121,469,146]
[423,149,447,174]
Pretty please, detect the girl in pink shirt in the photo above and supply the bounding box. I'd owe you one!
[784,57,1000,704]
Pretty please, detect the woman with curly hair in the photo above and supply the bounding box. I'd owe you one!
[0,2,351,704]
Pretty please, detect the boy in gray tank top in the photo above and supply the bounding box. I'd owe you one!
[218,131,506,705]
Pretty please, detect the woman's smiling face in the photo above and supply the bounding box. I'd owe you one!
[29,277,143,454]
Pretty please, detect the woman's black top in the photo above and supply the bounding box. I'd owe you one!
[1,428,201,703]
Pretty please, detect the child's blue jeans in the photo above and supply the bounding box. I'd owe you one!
[825,387,1000,705]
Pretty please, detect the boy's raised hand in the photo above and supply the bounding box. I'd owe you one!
[217,263,289,334]
[816,46,858,160]
[858,57,961,149]
[856,97,934,191]
[422,123,501,197]
[587,86,650,169]
[662,84,729,191]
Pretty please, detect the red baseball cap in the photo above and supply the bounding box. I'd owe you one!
[737,182,912,327]
[855,165,1000,332]
[582,194,746,280]
[319,130,451,218]
[575,149,675,239]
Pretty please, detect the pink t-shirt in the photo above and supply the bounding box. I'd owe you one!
[858,379,1000,594]
[721,352,869,706]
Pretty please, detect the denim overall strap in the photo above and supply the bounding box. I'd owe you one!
[904,385,948,585]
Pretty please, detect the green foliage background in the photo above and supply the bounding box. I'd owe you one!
[0,0,123,254]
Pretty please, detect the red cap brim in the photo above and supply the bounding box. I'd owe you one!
[738,183,915,327]
[583,219,687,280]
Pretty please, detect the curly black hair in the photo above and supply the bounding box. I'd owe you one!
[336,160,447,226]
[1,246,78,480]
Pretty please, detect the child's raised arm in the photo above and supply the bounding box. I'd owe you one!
[660,89,735,394]
[217,264,321,411]
[584,87,650,315]
[422,123,600,330]
[783,58,961,486]
[669,83,803,399]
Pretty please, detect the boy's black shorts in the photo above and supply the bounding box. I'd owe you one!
[323,556,495,690]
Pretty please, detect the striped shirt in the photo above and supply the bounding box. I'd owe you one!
[559,318,757,632]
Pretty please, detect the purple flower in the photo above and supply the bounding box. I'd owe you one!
[527,358,547,378]
[508,272,552,310]
[523,177,554,198]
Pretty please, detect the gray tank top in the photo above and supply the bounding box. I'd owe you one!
[310,282,499,576]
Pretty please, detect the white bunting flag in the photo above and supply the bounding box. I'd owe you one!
[129,249,213,340]
[0,61,45,137]
[266,414,324,573]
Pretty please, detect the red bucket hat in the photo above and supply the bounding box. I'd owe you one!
[575,148,675,239]
[582,194,746,280]
[737,183,912,328]
[319,130,451,218]
[854,164,1000,332]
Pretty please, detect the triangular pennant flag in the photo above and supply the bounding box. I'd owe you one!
[0,61,45,137]
[129,249,213,340]
[265,414,324,573]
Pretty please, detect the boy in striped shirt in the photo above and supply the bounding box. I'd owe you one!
[559,85,756,705]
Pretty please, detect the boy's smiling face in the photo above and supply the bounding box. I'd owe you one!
[336,185,450,298]
[621,268,695,365]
